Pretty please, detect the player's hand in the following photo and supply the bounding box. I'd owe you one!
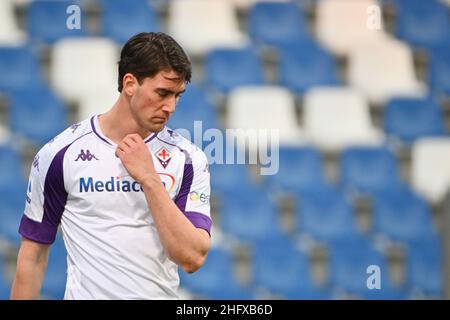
[115,134,157,184]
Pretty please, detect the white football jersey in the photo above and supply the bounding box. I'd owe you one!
[19,115,212,299]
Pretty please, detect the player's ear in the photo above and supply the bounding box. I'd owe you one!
[123,73,138,96]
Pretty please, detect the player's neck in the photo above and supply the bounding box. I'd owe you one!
[98,98,151,145]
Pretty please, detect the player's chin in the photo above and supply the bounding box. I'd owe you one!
[148,120,167,132]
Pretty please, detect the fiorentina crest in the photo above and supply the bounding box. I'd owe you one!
[155,147,172,169]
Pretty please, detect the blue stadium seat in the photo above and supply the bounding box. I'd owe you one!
[100,0,161,44]
[428,45,450,95]
[27,0,87,44]
[0,197,25,245]
[252,237,329,299]
[179,247,251,299]
[328,237,405,299]
[167,84,221,140]
[372,189,438,243]
[205,48,264,94]
[393,0,450,48]
[340,147,404,195]
[0,46,42,93]
[41,234,67,299]
[0,144,27,207]
[266,146,329,194]
[278,41,340,94]
[296,188,360,243]
[406,236,443,298]
[384,97,446,144]
[0,255,10,300]
[220,187,284,242]
[208,163,255,196]
[248,2,309,47]
[9,88,68,147]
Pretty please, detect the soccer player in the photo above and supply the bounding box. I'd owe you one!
[10,32,212,299]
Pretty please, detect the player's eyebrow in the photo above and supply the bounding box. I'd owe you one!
[156,88,186,96]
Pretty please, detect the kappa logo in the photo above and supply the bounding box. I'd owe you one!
[70,123,81,133]
[75,149,99,161]
[155,147,172,169]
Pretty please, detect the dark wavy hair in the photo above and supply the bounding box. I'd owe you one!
[117,32,191,92]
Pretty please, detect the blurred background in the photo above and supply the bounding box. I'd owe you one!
[0,0,450,300]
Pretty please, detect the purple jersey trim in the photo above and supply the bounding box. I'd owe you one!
[184,211,212,235]
[19,132,92,244]
[90,116,112,146]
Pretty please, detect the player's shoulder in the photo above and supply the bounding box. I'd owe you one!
[37,117,93,160]
[157,127,208,164]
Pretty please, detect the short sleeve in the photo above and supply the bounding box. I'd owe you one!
[19,144,69,244]
[175,149,212,235]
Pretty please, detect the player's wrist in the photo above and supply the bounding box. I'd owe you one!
[140,173,161,190]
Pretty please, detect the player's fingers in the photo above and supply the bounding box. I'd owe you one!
[115,147,125,158]
[127,134,143,144]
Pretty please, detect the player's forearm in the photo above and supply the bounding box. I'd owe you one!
[10,253,48,299]
[142,175,210,273]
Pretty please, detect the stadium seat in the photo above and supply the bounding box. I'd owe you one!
[100,0,161,44]
[296,188,361,243]
[278,40,340,94]
[265,146,329,194]
[0,46,42,93]
[179,247,251,299]
[77,90,118,121]
[0,197,25,245]
[0,125,11,144]
[340,147,404,195]
[428,45,450,95]
[208,163,256,197]
[303,87,383,152]
[393,0,450,48]
[227,86,304,149]
[328,237,403,299]
[9,87,68,147]
[315,0,388,56]
[220,187,284,242]
[168,0,248,56]
[348,38,425,105]
[0,0,26,45]
[204,48,264,94]
[411,137,450,204]
[27,0,87,44]
[384,97,446,144]
[372,189,438,243]
[252,237,329,299]
[406,236,443,298]
[41,234,67,299]
[50,38,119,103]
[167,83,221,140]
[0,144,26,198]
[0,255,10,300]
[248,1,309,47]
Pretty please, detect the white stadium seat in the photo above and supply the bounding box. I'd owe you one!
[168,0,248,56]
[227,86,304,152]
[348,38,426,105]
[50,37,119,104]
[77,90,119,122]
[412,137,450,205]
[315,0,387,56]
[303,86,384,152]
[0,0,26,45]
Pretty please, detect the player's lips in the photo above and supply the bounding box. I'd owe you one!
[152,117,167,122]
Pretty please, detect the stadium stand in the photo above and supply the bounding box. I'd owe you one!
[303,87,383,152]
